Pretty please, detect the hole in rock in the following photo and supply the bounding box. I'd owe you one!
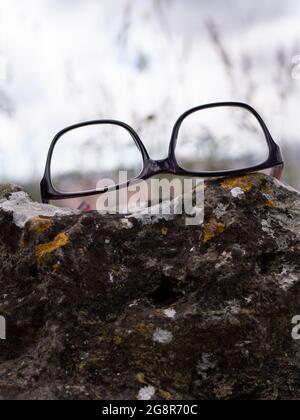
[147,277,183,307]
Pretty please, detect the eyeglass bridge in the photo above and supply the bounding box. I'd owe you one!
[143,158,177,177]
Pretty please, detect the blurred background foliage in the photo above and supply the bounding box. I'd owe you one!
[0,0,299,202]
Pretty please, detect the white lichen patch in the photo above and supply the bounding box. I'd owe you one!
[214,203,229,219]
[261,219,275,238]
[0,191,77,228]
[215,251,232,269]
[153,328,173,344]
[129,183,204,227]
[120,218,133,229]
[272,178,300,194]
[162,265,174,277]
[230,304,241,315]
[244,295,253,304]
[128,200,177,225]
[278,267,299,291]
[230,187,245,198]
[163,308,176,319]
[145,258,159,269]
[137,385,156,401]
[196,353,217,379]
[225,300,241,315]
[128,299,139,308]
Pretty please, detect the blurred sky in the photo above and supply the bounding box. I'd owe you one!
[0,0,299,183]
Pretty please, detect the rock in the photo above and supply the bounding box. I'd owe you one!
[0,173,299,400]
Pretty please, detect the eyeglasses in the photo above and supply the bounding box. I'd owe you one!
[41,102,284,206]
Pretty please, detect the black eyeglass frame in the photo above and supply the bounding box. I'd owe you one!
[41,102,284,203]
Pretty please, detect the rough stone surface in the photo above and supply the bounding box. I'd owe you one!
[0,174,299,400]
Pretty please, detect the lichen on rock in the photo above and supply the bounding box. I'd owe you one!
[0,174,299,400]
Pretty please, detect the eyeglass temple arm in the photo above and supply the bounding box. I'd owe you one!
[78,201,91,211]
[271,164,284,180]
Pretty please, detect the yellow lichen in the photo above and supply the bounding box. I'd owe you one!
[159,389,172,400]
[36,232,69,261]
[265,199,277,209]
[19,236,26,249]
[204,220,225,243]
[79,356,102,370]
[261,185,271,195]
[29,217,54,234]
[136,322,155,336]
[214,381,236,399]
[78,362,87,370]
[52,262,60,272]
[113,336,122,345]
[173,372,191,393]
[136,372,145,384]
[221,175,262,193]
[161,227,169,237]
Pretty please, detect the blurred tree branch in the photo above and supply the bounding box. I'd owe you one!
[0,87,13,116]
